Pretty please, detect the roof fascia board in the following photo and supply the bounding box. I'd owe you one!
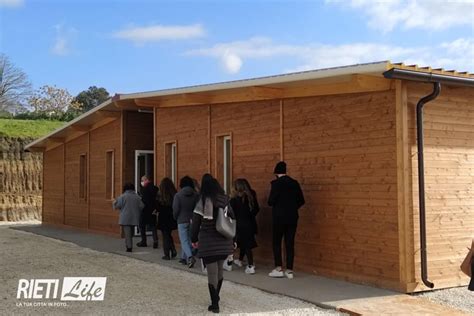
[119,61,390,100]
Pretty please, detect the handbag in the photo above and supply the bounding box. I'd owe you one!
[461,247,473,277]
[216,204,236,239]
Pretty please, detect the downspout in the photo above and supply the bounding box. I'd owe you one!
[384,68,474,289]
[416,82,440,289]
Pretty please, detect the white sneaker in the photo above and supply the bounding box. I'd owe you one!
[223,260,233,271]
[245,265,255,274]
[268,268,284,278]
[234,259,243,267]
[285,270,294,279]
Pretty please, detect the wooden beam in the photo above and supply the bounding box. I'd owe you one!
[64,131,87,143]
[89,116,119,131]
[155,93,213,108]
[45,142,63,152]
[94,111,121,119]
[48,137,64,144]
[283,75,392,99]
[395,79,415,292]
[354,74,394,91]
[70,125,90,132]
[250,86,284,99]
[135,75,394,108]
[134,99,157,107]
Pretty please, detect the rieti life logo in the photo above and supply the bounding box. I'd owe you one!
[17,277,107,301]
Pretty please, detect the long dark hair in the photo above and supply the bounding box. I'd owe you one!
[200,173,220,205]
[231,178,255,210]
[159,177,177,206]
[123,182,135,193]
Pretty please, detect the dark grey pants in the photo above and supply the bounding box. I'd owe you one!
[139,222,158,245]
[206,260,224,288]
[122,225,134,249]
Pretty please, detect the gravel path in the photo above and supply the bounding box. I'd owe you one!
[416,287,474,315]
[0,225,341,315]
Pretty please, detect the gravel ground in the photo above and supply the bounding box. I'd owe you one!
[0,225,341,315]
[416,287,474,315]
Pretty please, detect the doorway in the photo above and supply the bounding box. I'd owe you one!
[135,150,154,191]
[134,150,154,236]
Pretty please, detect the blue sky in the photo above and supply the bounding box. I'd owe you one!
[1,0,473,96]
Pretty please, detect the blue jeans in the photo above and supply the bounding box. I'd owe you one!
[178,223,193,260]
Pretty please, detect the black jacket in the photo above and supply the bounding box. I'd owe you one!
[190,194,234,259]
[230,190,259,235]
[157,200,177,231]
[268,175,305,225]
[140,184,159,225]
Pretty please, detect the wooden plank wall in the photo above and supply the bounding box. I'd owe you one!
[155,106,209,182]
[406,82,474,291]
[283,90,400,289]
[89,118,121,234]
[210,101,281,263]
[123,111,154,185]
[64,133,89,228]
[43,144,64,224]
[153,95,400,289]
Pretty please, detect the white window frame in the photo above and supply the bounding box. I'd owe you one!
[223,136,231,194]
[171,142,177,184]
[105,150,115,200]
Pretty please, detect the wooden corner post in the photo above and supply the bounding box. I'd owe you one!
[395,80,415,292]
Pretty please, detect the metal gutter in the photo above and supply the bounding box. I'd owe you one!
[383,67,474,289]
[384,68,474,87]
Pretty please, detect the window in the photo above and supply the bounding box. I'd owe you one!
[79,154,87,200]
[165,142,177,183]
[105,150,114,200]
[216,135,232,194]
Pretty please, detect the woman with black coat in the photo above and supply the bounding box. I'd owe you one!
[156,177,178,260]
[230,178,259,274]
[191,174,234,314]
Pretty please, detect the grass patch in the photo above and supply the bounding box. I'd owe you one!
[0,119,65,138]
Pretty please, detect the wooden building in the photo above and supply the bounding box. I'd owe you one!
[26,61,474,293]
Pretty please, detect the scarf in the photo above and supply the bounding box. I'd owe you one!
[194,197,214,220]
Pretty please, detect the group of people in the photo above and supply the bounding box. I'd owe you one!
[113,161,305,313]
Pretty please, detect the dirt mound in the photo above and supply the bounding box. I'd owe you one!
[0,137,42,221]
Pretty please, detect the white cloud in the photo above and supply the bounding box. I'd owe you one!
[113,24,205,44]
[327,0,474,32]
[51,24,77,56]
[221,51,243,74]
[0,0,23,7]
[185,37,474,74]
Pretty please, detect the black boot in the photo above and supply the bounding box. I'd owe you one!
[217,278,223,296]
[207,284,219,313]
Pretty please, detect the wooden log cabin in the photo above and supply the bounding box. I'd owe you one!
[26,61,474,293]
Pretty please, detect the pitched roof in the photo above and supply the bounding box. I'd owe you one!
[25,61,473,151]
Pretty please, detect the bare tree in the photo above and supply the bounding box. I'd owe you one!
[0,54,32,113]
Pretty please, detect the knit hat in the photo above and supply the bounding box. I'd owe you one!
[273,161,287,174]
